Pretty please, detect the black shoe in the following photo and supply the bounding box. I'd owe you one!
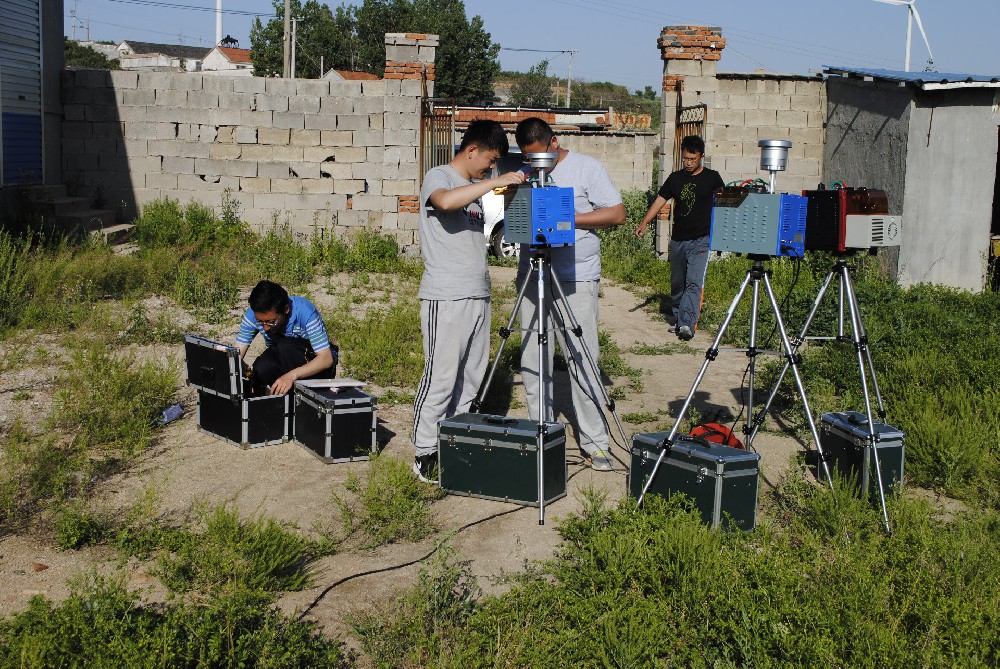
[413,453,439,483]
[677,325,694,341]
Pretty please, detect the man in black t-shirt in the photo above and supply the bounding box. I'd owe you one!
[637,135,724,340]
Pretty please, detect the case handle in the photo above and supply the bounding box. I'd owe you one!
[484,416,517,426]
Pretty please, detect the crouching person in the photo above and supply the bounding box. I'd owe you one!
[236,280,338,395]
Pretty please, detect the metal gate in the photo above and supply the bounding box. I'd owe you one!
[674,103,707,170]
[420,98,455,183]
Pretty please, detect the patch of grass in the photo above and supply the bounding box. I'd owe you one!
[326,298,423,387]
[312,228,420,277]
[0,574,345,667]
[0,229,31,332]
[629,341,699,356]
[112,301,186,345]
[11,390,31,401]
[336,455,443,548]
[377,388,415,405]
[54,502,107,550]
[622,411,659,424]
[598,329,643,394]
[49,341,177,459]
[154,504,318,594]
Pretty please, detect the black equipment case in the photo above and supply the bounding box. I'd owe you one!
[293,382,377,463]
[819,411,904,502]
[184,334,291,449]
[438,413,566,506]
[629,432,761,531]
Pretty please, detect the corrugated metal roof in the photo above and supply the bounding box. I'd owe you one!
[824,66,1000,90]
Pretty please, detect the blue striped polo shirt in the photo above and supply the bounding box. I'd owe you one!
[236,295,331,353]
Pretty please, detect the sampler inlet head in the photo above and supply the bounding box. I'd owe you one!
[524,152,558,170]
[758,140,793,172]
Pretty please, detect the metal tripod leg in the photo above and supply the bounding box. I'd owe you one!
[471,267,533,413]
[638,270,754,505]
[546,269,631,451]
[842,266,891,533]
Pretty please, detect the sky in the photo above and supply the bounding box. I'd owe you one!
[66,0,1000,92]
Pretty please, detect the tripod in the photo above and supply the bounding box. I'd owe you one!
[637,255,835,505]
[745,255,891,532]
[472,246,629,525]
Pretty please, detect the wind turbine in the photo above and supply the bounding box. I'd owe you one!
[874,0,934,72]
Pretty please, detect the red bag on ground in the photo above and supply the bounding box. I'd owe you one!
[690,422,745,450]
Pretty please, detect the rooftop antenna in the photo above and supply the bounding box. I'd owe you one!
[873,0,933,72]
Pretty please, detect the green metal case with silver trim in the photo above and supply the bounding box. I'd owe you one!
[819,411,904,503]
[629,432,761,531]
[438,412,566,506]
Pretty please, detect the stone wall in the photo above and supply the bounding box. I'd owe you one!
[554,131,657,194]
[61,33,438,248]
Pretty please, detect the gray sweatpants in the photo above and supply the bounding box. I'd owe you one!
[411,298,490,457]
[519,277,609,456]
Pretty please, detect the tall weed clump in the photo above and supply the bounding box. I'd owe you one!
[312,228,420,277]
[0,574,345,667]
[0,230,31,331]
[361,489,1000,667]
[325,297,423,386]
[599,188,672,293]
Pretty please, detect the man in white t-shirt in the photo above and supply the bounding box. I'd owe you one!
[515,117,626,471]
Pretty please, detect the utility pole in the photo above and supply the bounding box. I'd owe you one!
[320,55,323,79]
[70,0,77,40]
[566,51,576,108]
[215,0,222,46]
[283,0,291,77]
[291,17,297,78]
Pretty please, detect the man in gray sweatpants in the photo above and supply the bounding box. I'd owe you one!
[515,117,626,471]
[411,120,526,482]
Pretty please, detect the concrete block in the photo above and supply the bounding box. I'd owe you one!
[64,105,86,122]
[789,127,824,145]
[380,212,399,229]
[399,212,419,230]
[776,109,808,129]
[258,162,293,179]
[795,80,822,95]
[724,156,760,176]
[123,122,167,140]
[109,70,139,89]
[270,178,302,193]
[61,86,92,105]
[123,88,156,106]
[383,129,419,146]
[329,81,363,97]
[141,106,183,123]
[319,130,353,147]
[803,143,825,161]
[84,105,119,123]
[199,125,218,143]
[304,115,340,130]
[758,94,791,111]
[368,113,384,130]
[236,126,258,144]
[240,110,274,126]
[195,158,228,175]
[203,76,236,93]
[219,92,255,109]
[745,79,767,94]
[757,127,790,140]
[296,80,330,97]
[75,69,111,88]
[333,179,367,194]
[807,110,826,128]
[258,127,291,145]
[301,178,334,193]
[383,112,416,131]
[786,159,820,177]
[162,156,194,173]
[225,160,258,178]
[386,44,419,62]
[715,124,758,142]
[203,108,242,126]
[209,144,242,160]
[273,112,306,129]
[155,89,187,107]
[353,97,386,114]
[288,162,320,179]
[719,78,747,95]
[188,90,219,108]
[234,77,267,94]
[303,147,337,163]
[384,95,417,113]
[790,94,823,112]
[362,80,386,95]
[761,80,779,94]
[288,95,319,114]
[290,129,321,146]
[178,173,220,191]
[351,162,383,180]
[725,94,759,110]
[120,139,148,157]
[320,96,355,115]
[779,80,796,95]
[382,180,418,196]
[177,142,211,159]
[366,146,384,163]
[319,161,352,179]
[253,193,287,210]
[398,162,420,180]
[215,126,235,143]
[352,129,383,146]
[264,78,299,96]
[333,146,367,163]
[256,94,289,112]
[239,177,271,192]
[710,141,742,157]
[351,195,393,212]
[146,172,178,190]
[744,109,778,127]
[243,145,303,161]
[335,115,370,131]
[334,210,365,227]
[400,79,421,97]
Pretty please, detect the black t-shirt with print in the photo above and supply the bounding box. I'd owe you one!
[658,167,725,241]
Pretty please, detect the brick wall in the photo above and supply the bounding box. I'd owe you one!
[61,33,437,249]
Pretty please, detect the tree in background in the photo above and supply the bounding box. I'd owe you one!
[250,0,500,104]
[250,0,354,78]
[508,60,553,108]
[64,39,120,70]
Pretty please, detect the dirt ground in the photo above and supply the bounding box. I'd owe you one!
[0,265,811,640]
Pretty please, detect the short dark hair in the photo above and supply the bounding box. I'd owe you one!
[458,119,509,154]
[515,117,553,149]
[680,135,706,155]
[248,280,289,313]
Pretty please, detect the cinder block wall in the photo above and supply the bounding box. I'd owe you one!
[557,131,658,194]
[61,33,438,249]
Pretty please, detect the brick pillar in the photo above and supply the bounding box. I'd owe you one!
[384,33,438,97]
[656,26,725,254]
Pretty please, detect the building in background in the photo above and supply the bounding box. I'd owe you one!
[117,41,208,71]
[202,46,253,75]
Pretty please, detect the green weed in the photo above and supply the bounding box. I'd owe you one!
[629,341,699,356]
[337,455,443,548]
[326,298,423,387]
[622,411,659,424]
[54,502,107,550]
[0,423,87,528]
[0,230,30,331]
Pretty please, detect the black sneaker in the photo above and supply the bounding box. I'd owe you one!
[677,325,694,341]
[413,453,439,483]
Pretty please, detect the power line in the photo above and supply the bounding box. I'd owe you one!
[107,0,270,17]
